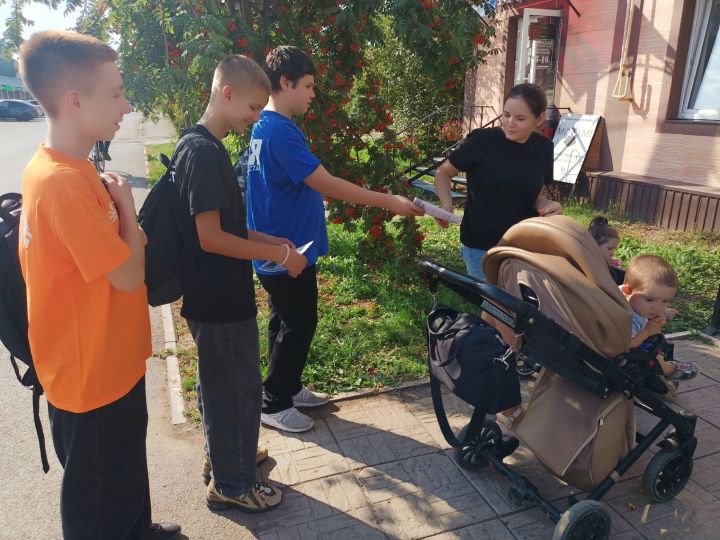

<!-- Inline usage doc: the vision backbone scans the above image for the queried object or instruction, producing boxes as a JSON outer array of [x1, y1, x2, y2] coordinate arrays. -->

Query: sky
[[0, 1, 79, 40]]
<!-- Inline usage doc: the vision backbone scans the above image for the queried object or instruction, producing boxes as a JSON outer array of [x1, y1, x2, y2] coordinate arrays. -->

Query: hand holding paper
[[412, 197, 461, 224]]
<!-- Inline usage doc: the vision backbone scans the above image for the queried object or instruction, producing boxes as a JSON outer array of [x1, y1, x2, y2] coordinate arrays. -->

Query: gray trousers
[[187, 317, 262, 496]]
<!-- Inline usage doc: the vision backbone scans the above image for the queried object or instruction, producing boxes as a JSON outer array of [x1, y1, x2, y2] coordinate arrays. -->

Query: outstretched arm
[[303, 164, 424, 217]]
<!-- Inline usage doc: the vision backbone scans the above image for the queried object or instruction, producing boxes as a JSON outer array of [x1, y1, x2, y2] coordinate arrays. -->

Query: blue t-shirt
[[246, 110, 328, 274]]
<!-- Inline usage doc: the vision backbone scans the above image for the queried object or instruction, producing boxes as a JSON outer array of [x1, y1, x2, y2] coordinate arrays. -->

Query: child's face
[[285, 74, 316, 116], [622, 282, 677, 319], [227, 84, 269, 134], [75, 61, 132, 141], [599, 237, 619, 263]]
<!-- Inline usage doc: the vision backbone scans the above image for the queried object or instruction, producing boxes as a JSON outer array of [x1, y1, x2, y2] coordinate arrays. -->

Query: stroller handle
[[418, 258, 531, 329]]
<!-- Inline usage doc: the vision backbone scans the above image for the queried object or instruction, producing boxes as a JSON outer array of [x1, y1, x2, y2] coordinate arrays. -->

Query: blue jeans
[[187, 318, 263, 496], [460, 244, 488, 281]]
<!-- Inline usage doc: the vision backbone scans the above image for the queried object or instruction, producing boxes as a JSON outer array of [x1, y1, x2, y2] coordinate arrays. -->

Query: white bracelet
[[279, 244, 291, 267]]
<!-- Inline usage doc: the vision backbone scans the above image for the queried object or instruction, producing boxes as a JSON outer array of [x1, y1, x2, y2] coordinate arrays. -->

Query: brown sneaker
[[202, 447, 269, 485], [206, 479, 282, 513]]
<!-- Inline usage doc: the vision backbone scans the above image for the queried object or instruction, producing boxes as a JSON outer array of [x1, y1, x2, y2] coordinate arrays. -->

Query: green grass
[[563, 200, 720, 333], [275, 220, 469, 393], [145, 142, 175, 185]]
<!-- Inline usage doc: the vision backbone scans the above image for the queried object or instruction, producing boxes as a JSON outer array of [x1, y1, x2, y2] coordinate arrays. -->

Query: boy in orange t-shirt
[[18, 31, 179, 539]]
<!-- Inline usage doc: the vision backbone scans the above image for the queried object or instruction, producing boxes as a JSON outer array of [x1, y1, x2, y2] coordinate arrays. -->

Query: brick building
[[467, 0, 720, 231]]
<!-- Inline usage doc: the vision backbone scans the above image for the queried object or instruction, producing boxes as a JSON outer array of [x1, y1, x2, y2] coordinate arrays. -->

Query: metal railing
[[402, 112, 503, 185], [0, 88, 32, 101]]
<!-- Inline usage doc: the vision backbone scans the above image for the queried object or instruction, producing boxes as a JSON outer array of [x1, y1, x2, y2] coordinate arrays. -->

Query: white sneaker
[[292, 386, 329, 408], [261, 407, 314, 433]]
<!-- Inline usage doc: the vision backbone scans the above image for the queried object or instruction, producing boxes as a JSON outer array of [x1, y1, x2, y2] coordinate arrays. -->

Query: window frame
[[679, 0, 720, 120]]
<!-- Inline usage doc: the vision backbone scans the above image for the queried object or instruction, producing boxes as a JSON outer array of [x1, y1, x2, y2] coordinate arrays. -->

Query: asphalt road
[[0, 117, 46, 194], [0, 111, 170, 196]]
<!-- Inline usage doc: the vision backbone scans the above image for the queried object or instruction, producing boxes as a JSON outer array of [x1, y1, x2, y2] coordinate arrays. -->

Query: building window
[[680, 0, 720, 120]]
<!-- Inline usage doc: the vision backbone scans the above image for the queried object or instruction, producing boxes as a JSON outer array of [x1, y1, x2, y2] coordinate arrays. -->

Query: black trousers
[[258, 265, 318, 413], [48, 377, 152, 540]]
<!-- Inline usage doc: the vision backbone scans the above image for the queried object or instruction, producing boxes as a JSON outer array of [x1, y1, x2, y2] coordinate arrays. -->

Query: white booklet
[[413, 197, 461, 224], [260, 241, 314, 272]]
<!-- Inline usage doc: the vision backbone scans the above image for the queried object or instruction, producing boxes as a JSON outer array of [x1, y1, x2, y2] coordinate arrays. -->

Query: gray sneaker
[[261, 407, 314, 433], [292, 386, 329, 408], [206, 479, 282, 513]]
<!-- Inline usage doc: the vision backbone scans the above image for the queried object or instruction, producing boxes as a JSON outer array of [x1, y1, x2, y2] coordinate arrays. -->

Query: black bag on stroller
[[427, 305, 521, 446]]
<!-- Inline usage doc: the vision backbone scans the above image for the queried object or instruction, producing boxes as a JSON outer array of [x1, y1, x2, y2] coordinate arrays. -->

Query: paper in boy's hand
[[260, 241, 313, 272], [412, 197, 461, 224]]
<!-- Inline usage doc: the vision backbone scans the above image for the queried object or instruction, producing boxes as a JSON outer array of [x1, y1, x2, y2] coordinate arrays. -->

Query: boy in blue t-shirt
[[247, 45, 423, 433]]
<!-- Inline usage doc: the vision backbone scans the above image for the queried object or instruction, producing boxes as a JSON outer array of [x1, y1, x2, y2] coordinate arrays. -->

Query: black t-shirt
[[609, 265, 626, 286], [175, 125, 256, 323], [449, 127, 554, 250]]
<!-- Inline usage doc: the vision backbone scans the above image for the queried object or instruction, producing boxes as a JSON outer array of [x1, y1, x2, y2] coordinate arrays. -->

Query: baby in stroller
[[620, 254, 698, 389], [421, 215, 698, 540]]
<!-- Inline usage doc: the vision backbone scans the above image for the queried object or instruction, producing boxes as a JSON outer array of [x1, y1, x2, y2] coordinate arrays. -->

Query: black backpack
[[138, 132, 205, 307], [0, 192, 50, 472], [426, 304, 521, 447]]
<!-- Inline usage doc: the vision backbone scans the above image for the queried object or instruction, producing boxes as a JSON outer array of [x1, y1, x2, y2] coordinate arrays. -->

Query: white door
[[514, 9, 563, 105]]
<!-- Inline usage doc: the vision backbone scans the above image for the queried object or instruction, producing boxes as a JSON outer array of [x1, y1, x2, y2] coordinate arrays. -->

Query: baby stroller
[[419, 216, 697, 540]]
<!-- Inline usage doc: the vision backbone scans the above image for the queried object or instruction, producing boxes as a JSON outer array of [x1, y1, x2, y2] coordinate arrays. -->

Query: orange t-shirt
[[18, 145, 151, 413]]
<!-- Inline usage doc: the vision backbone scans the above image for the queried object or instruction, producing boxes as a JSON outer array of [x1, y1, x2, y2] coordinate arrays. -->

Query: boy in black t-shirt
[[176, 55, 306, 513]]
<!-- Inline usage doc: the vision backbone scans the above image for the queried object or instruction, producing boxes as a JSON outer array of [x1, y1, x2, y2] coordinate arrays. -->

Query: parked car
[[0, 99, 39, 121], [26, 99, 44, 116]]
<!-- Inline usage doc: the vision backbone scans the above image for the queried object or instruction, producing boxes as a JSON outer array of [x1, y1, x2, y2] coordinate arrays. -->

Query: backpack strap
[[429, 371, 487, 448], [165, 130, 219, 173], [10, 354, 49, 473], [32, 385, 50, 473], [8, 353, 23, 383]]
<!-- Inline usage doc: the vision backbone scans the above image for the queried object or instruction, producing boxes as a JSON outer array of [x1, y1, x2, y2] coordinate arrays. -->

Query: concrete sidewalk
[[145, 337, 720, 539]]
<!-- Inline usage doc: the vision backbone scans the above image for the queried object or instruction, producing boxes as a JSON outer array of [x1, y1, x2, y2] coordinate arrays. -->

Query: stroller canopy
[[484, 215, 631, 359]]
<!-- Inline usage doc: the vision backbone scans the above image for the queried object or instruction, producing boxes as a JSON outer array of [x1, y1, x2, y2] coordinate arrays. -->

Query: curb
[[143, 133, 186, 425], [328, 377, 431, 404], [161, 304, 186, 425], [667, 330, 720, 346]]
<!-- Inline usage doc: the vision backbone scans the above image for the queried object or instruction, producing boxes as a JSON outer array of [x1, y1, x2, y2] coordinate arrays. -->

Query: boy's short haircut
[[624, 255, 679, 291], [212, 54, 271, 97], [18, 30, 118, 118], [263, 45, 316, 92]]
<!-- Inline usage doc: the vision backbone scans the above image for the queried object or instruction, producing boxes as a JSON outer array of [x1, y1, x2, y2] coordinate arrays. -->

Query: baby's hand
[[645, 315, 666, 335], [665, 308, 679, 320]]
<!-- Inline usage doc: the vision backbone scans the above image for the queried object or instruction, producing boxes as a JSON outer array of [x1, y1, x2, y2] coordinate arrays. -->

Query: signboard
[[534, 39, 553, 69], [552, 114, 602, 184]]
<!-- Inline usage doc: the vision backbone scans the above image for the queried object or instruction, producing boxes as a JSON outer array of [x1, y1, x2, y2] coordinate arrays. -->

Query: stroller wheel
[[454, 420, 503, 471], [516, 352, 539, 378], [643, 447, 693, 503], [553, 500, 611, 540]]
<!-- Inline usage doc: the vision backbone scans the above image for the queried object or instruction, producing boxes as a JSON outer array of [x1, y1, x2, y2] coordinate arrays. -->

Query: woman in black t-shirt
[[434, 83, 562, 280]]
